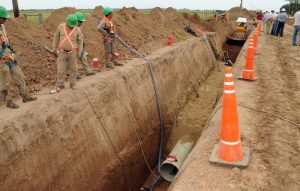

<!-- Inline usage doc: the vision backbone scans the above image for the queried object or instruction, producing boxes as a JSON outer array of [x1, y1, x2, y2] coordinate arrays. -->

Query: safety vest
[[104, 17, 114, 34], [0, 25, 15, 63], [58, 24, 78, 54]]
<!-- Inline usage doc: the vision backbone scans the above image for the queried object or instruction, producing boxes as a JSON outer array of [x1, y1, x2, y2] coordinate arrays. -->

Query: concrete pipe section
[[160, 139, 194, 182]]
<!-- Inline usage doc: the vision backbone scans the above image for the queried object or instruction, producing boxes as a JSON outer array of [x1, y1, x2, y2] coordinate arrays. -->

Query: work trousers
[[0, 61, 28, 101], [104, 39, 117, 64], [77, 50, 94, 76], [276, 22, 285, 37], [292, 25, 300, 45], [265, 20, 272, 34], [56, 51, 77, 87], [271, 21, 278, 35]]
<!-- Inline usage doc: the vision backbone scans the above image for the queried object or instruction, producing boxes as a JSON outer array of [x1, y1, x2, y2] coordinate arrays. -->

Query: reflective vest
[[104, 16, 115, 34], [58, 24, 78, 54], [0, 25, 15, 63]]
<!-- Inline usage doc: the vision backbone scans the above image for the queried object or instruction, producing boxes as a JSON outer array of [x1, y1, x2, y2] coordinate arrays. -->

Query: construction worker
[[0, 6, 37, 109], [52, 14, 83, 89], [74, 12, 95, 80], [265, 11, 274, 34], [276, 8, 288, 37], [292, 10, 300, 46], [97, 7, 123, 68]]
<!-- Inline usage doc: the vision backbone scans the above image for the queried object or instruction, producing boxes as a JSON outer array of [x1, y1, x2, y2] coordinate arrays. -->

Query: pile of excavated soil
[[227, 7, 256, 22], [2, 6, 233, 105], [5, 17, 55, 94]]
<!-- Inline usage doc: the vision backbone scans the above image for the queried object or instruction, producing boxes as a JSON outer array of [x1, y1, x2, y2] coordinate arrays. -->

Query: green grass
[[8, 9, 217, 24]]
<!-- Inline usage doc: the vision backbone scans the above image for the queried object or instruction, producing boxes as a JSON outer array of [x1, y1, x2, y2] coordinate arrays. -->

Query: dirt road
[[169, 25, 300, 190]]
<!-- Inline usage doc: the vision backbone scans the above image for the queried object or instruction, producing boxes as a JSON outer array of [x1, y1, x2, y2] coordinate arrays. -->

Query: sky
[[1, 0, 287, 11]]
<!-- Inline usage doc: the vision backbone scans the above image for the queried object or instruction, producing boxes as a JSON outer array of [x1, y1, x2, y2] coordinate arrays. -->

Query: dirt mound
[[1, 6, 233, 104], [91, 6, 103, 19], [5, 18, 55, 93], [44, 7, 77, 32], [227, 7, 256, 22]]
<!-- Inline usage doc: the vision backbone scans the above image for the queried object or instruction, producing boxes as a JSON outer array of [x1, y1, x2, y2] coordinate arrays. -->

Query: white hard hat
[[281, 8, 286, 12]]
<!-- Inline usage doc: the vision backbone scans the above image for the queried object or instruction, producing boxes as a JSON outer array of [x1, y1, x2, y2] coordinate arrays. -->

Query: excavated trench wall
[[0, 35, 226, 191]]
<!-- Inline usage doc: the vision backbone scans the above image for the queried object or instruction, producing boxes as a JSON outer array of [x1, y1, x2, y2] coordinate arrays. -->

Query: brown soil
[[227, 6, 256, 22], [0, 37, 218, 191], [2, 6, 232, 104], [169, 25, 300, 191]]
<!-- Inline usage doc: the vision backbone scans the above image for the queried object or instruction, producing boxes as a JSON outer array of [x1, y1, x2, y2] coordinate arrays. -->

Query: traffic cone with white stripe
[[209, 67, 250, 168], [238, 44, 257, 81]]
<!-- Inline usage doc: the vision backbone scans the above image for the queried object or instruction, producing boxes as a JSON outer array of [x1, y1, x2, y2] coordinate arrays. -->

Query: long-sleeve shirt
[[277, 12, 288, 22], [263, 13, 269, 22], [0, 24, 15, 61], [52, 23, 83, 55], [97, 17, 115, 37], [294, 11, 300, 26]]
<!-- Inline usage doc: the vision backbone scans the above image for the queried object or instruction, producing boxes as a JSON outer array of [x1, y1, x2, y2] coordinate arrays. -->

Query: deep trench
[[140, 41, 244, 191]]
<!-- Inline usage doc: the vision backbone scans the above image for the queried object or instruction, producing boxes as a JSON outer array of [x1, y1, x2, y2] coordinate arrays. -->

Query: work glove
[[108, 32, 115, 38]]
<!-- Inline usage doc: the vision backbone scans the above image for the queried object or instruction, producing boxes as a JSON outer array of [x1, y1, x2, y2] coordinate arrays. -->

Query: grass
[[8, 9, 218, 24]]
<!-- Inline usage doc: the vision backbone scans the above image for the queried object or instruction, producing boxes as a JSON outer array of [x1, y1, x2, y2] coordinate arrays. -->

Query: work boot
[[23, 95, 37, 103], [6, 100, 19, 109], [114, 61, 124, 66], [106, 62, 114, 69], [86, 71, 96, 76]]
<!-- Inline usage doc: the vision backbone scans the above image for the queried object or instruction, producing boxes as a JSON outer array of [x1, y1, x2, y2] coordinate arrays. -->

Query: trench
[[0, 32, 245, 191], [140, 39, 244, 190]]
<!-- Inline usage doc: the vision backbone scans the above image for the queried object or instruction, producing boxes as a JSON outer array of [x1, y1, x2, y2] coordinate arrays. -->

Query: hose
[[92, 17, 165, 190]]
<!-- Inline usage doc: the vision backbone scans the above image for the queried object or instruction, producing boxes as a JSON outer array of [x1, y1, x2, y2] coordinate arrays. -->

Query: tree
[[282, 0, 300, 14]]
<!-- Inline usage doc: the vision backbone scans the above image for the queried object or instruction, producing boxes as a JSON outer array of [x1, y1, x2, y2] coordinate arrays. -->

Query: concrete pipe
[[160, 139, 194, 182]]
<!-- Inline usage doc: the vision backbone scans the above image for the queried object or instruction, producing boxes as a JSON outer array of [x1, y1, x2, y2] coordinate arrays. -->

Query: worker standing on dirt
[[265, 11, 274, 34], [275, 8, 288, 37], [262, 11, 269, 32], [75, 12, 96, 79], [271, 12, 279, 36], [292, 10, 300, 46], [97, 7, 123, 69], [52, 14, 83, 89], [0, 6, 37, 109]]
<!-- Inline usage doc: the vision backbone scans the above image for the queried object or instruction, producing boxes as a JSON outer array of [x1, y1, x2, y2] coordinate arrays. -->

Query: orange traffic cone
[[238, 45, 257, 81], [209, 67, 250, 167], [254, 33, 259, 55]]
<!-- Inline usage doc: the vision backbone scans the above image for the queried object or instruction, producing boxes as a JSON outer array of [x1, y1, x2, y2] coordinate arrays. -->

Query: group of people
[[0, 6, 121, 109], [256, 9, 288, 37], [257, 9, 300, 46]]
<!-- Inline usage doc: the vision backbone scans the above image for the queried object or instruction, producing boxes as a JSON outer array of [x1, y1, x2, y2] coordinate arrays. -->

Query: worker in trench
[[97, 7, 123, 69], [0, 6, 37, 109], [52, 14, 83, 89], [74, 12, 96, 80]]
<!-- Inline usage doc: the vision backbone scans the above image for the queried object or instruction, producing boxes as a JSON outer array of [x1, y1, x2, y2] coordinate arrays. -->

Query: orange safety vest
[[58, 24, 78, 54], [0, 28, 14, 63], [104, 16, 115, 34]]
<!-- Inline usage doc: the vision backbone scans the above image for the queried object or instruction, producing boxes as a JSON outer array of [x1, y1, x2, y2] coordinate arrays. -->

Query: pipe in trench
[[160, 139, 194, 182]]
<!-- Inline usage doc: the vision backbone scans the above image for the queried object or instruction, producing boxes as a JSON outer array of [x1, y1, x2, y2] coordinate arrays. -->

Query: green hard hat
[[75, 12, 85, 22], [67, 14, 78, 28], [103, 7, 112, 16], [0, 6, 9, 19]]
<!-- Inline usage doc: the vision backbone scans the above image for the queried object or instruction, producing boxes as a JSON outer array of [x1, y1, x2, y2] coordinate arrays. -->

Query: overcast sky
[[1, 0, 287, 11]]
